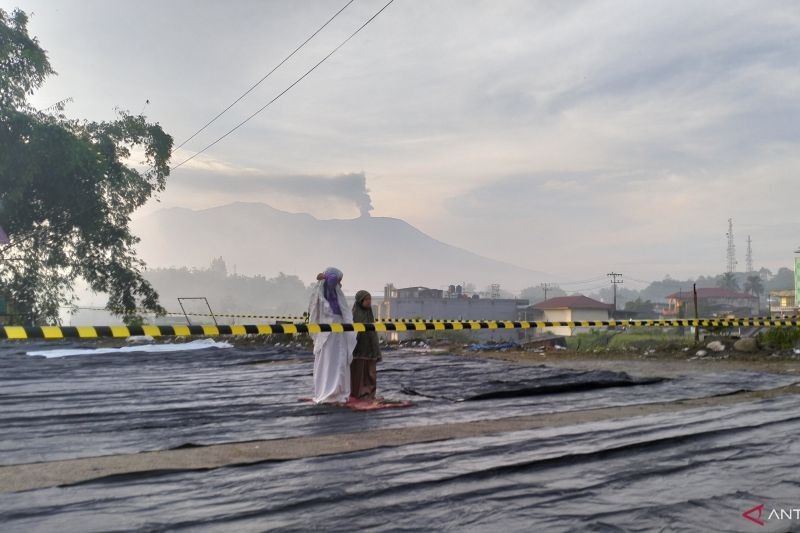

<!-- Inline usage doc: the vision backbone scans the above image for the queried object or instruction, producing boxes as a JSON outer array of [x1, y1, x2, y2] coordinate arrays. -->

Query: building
[[394, 286, 444, 299], [662, 288, 759, 318], [379, 284, 528, 340], [522, 295, 612, 337], [769, 290, 796, 316]]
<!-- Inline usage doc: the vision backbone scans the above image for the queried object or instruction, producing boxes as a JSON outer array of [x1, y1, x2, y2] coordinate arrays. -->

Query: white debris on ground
[[706, 341, 726, 352]]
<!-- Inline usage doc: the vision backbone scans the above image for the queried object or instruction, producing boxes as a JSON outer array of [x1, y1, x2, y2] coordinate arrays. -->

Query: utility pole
[[607, 272, 623, 313], [539, 282, 554, 301], [693, 283, 700, 343]]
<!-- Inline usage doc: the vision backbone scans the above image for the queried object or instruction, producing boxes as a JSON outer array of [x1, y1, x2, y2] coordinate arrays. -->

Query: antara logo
[[742, 503, 800, 526], [742, 504, 764, 526]]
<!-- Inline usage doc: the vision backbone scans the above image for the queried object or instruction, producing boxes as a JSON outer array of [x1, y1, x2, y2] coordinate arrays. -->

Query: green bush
[[566, 330, 617, 351], [566, 329, 693, 352], [758, 327, 800, 350], [607, 332, 693, 351]]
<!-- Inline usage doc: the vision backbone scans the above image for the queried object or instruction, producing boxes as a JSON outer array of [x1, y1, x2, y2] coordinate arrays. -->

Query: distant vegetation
[[144, 257, 311, 316], [525, 268, 794, 310], [519, 285, 567, 304]]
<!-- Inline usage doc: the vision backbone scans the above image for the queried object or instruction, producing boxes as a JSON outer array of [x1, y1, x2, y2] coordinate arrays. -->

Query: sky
[[6, 0, 800, 285]]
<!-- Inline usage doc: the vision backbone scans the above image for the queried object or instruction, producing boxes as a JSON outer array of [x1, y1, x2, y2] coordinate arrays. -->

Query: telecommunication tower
[[745, 235, 753, 273], [726, 218, 737, 273]]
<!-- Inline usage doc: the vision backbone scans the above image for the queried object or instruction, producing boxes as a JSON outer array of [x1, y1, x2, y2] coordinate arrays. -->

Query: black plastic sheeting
[[3, 396, 800, 531], [400, 365, 664, 401], [1, 341, 797, 465], [2, 342, 800, 531]]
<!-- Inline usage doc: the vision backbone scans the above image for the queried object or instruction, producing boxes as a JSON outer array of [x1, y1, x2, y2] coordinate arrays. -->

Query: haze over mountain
[[133, 202, 547, 293]]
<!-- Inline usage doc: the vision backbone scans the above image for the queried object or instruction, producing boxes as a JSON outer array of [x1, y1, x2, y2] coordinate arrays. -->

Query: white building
[[523, 295, 612, 336], [379, 284, 528, 341]]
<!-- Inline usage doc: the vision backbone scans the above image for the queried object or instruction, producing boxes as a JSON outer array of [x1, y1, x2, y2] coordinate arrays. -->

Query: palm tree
[[744, 275, 764, 296], [744, 274, 765, 313]]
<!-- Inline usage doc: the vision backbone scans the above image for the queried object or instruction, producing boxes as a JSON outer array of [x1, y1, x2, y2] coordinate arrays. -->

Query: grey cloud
[[171, 172, 373, 216], [444, 172, 610, 220], [18, 0, 800, 280]]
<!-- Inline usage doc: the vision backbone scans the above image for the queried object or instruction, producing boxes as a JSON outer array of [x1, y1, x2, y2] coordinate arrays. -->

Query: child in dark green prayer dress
[[350, 290, 381, 400]]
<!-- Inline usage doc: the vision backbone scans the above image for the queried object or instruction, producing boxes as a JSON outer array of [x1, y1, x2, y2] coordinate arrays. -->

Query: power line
[[551, 276, 607, 286], [567, 283, 608, 294], [171, 0, 396, 171], [624, 276, 652, 285], [172, 0, 355, 152]]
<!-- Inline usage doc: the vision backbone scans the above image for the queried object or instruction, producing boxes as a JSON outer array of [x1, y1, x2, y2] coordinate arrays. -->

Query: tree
[[744, 275, 764, 296], [718, 272, 740, 292], [519, 285, 566, 304], [590, 286, 641, 308], [0, 9, 173, 324], [639, 276, 695, 302], [143, 266, 311, 316], [624, 298, 656, 318], [209, 256, 228, 277], [744, 274, 764, 313], [766, 267, 794, 291]]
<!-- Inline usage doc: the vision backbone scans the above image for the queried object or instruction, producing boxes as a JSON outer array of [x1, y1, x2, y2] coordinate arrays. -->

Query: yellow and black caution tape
[[66, 306, 800, 325], [165, 311, 306, 321], [68, 306, 307, 321], [377, 317, 497, 323], [1, 318, 797, 340]]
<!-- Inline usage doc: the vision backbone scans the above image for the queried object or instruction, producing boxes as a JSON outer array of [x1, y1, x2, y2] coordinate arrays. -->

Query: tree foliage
[[0, 8, 173, 324], [717, 272, 740, 292], [743, 275, 764, 296], [766, 267, 794, 291], [519, 285, 566, 304], [143, 259, 311, 316], [623, 297, 657, 318]]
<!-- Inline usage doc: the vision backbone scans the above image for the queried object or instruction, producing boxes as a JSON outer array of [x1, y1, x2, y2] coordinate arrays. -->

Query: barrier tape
[[67, 307, 800, 324], [1, 318, 798, 340], [165, 312, 305, 320], [69, 307, 307, 321]]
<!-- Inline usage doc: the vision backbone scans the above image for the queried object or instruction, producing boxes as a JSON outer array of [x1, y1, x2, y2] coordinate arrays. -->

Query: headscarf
[[352, 289, 381, 361], [322, 267, 343, 316], [352, 290, 374, 323]]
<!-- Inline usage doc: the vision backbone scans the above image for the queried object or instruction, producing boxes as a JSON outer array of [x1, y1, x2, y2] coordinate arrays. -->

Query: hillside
[[133, 202, 546, 292]]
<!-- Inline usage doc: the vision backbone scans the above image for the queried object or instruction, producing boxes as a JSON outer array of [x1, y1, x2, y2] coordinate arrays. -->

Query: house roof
[[532, 295, 612, 310], [666, 288, 757, 300], [769, 289, 795, 297]]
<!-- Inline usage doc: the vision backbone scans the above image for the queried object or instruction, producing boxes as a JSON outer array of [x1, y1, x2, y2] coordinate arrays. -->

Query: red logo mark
[[742, 504, 765, 526]]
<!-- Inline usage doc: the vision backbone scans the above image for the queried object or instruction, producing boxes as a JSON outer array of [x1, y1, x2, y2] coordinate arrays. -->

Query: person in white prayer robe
[[307, 267, 357, 404]]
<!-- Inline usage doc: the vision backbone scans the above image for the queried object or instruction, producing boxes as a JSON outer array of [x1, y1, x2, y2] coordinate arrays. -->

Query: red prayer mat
[[297, 397, 414, 410]]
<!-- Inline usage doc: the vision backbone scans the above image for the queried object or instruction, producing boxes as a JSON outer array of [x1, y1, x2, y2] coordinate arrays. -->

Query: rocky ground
[[448, 339, 800, 378]]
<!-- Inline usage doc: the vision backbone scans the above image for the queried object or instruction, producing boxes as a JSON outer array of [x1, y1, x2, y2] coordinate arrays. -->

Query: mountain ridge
[[133, 202, 547, 292]]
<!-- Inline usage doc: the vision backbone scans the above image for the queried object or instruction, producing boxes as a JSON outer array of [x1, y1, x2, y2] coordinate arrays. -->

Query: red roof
[[666, 288, 757, 300], [532, 295, 612, 310]]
